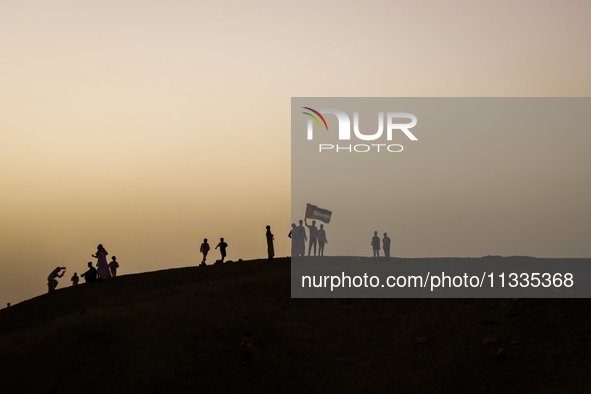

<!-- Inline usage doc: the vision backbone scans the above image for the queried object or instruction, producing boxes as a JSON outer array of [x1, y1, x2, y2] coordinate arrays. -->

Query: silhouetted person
[[241, 330, 253, 368], [109, 256, 119, 277], [266, 225, 274, 259], [317, 224, 328, 256], [92, 244, 111, 280], [295, 220, 307, 257], [305, 218, 318, 256], [371, 231, 380, 257], [48, 267, 66, 292], [6, 303, 9, 308], [383, 233, 391, 258], [215, 238, 228, 263], [71, 273, 79, 286], [288, 223, 296, 257], [200, 238, 210, 265], [81, 262, 97, 283]]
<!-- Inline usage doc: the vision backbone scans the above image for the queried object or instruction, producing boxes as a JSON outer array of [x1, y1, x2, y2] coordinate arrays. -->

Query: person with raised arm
[[81, 262, 97, 283], [305, 218, 318, 256], [47, 267, 66, 292], [92, 244, 111, 280], [215, 238, 228, 263]]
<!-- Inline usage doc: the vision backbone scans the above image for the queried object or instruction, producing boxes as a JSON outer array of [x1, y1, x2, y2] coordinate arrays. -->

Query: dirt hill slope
[[0, 258, 589, 393]]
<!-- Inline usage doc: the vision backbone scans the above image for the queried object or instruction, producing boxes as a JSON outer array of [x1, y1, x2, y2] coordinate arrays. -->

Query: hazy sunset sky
[[2, 0, 590, 305]]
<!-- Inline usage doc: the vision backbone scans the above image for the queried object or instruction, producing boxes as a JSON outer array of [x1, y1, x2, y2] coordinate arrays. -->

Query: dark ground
[[0, 257, 589, 393]]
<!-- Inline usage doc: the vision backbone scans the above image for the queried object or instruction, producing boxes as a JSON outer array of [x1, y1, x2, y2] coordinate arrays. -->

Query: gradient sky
[[292, 98, 591, 259], [1, 0, 590, 305]]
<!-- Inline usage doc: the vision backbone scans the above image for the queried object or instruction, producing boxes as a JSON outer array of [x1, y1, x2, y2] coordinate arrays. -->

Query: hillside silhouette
[[1, 258, 589, 393]]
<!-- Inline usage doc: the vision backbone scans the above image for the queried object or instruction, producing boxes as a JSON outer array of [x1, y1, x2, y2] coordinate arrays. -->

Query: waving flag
[[305, 203, 332, 223]]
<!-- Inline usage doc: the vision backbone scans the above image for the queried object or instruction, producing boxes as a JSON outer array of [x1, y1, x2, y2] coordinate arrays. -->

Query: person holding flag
[[304, 203, 332, 256], [305, 218, 318, 256]]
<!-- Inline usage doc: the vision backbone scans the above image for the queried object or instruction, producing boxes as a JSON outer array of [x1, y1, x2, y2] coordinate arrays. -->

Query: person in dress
[[92, 244, 111, 280], [109, 256, 120, 277], [295, 220, 307, 257], [215, 238, 228, 263], [317, 224, 328, 256], [71, 272, 79, 286], [266, 225, 274, 260], [200, 239, 210, 265], [48, 267, 66, 292]]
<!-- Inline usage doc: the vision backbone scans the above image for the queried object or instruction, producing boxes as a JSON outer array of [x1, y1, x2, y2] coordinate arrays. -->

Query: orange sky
[[1, 0, 590, 305]]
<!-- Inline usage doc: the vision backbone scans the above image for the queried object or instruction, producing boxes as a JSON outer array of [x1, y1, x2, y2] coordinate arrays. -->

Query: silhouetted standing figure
[[93, 244, 111, 280], [200, 239, 210, 266], [81, 262, 97, 283], [305, 218, 318, 256], [241, 331, 253, 368], [288, 223, 296, 257], [266, 225, 274, 259], [295, 220, 307, 257], [317, 224, 328, 256], [48, 267, 66, 292], [215, 238, 228, 263], [109, 256, 119, 277], [371, 231, 381, 257], [71, 273, 79, 286], [383, 233, 391, 258]]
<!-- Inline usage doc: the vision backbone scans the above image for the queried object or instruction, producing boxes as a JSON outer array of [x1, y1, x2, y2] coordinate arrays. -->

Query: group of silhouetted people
[[371, 231, 391, 257], [287, 226, 392, 258], [47, 244, 120, 292], [199, 238, 229, 265], [198, 226, 277, 265], [47, 229, 282, 292], [289, 219, 328, 257]]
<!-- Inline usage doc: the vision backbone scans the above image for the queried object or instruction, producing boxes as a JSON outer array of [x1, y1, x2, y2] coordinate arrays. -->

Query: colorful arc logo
[[302, 107, 329, 131]]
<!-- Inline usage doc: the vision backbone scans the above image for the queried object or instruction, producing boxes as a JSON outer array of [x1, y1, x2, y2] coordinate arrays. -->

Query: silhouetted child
[[109, 256, 120, 277], [241, 331, 253, 368], [81, 262, 97, 283], [215, 238, 228, 263], [200, 239, 210, 266], [71, 273, 79, 286], [48, 267, 66, 292]]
